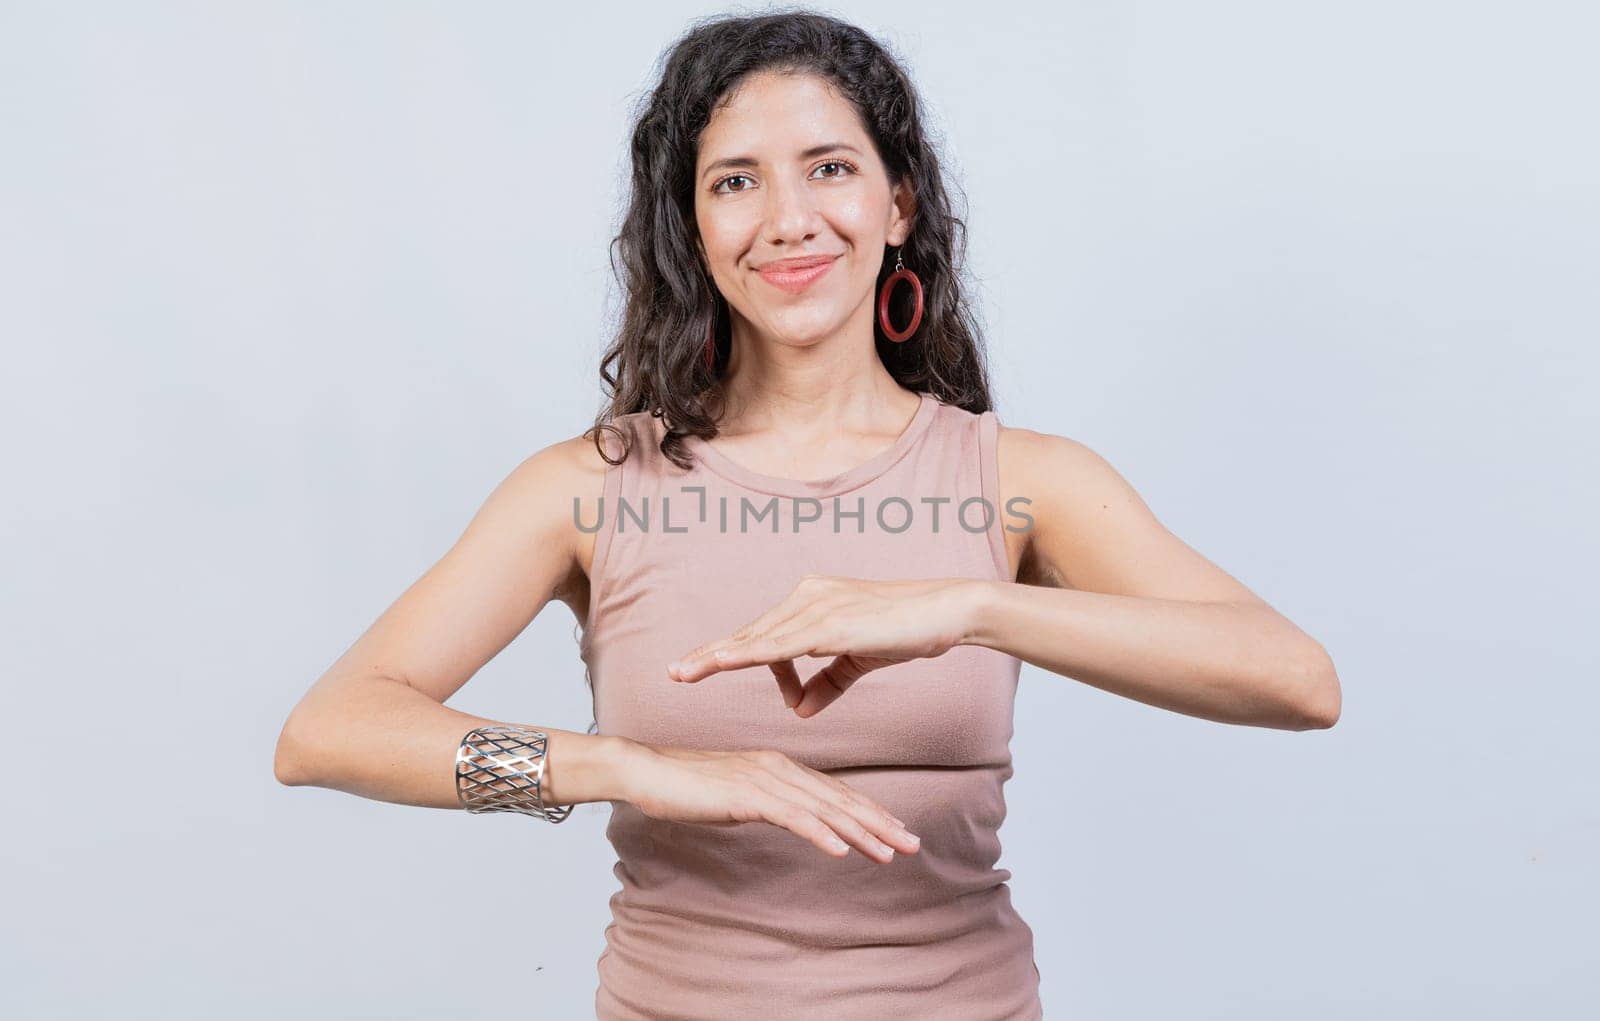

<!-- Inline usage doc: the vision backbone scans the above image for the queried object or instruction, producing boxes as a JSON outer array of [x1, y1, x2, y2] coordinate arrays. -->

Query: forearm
[[960, 580, 1338, 730], [273, 673, 640, 807]]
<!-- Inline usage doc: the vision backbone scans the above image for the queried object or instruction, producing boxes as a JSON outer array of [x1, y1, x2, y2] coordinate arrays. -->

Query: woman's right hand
[[616, 741, 921, 863]]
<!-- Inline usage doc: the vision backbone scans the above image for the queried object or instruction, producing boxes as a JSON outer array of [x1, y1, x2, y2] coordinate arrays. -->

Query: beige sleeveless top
[[578, 389, 1042, 1019]]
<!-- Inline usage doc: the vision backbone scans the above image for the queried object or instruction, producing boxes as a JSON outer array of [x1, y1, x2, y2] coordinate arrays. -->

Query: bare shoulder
[[447, 421, 617, 632], [538, 425, 619, 498], [512, 421, 627, 560], [302, 423, 631, 706], [993, 421, 1132, 588], [995, 421, 1135, 510], [993, 419, 1263, 603]]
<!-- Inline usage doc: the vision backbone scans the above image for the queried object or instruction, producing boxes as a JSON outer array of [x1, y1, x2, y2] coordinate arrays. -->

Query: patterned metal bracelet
[[455, 725, 574, 823]]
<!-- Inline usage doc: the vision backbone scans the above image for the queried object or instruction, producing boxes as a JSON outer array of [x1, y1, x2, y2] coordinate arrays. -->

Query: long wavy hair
[[588, 9, 995, 470]]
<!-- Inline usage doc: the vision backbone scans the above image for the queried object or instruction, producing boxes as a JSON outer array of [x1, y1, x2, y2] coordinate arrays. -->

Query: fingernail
[[904, 832, 920, 847], [828, 836, 849, 853]]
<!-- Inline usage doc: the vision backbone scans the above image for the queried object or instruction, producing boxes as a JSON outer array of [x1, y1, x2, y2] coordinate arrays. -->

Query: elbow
[[1286, 640, 1341, 730], [273, 711, 316, 787], [1298, 685, 1341, 731]]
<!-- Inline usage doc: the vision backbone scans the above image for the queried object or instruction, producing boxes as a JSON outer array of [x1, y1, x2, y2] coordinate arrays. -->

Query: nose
[[761, 171, 822, 247]]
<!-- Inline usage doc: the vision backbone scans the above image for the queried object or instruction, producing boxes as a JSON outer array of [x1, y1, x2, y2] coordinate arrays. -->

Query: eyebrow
[[700, 142, 865, 182]]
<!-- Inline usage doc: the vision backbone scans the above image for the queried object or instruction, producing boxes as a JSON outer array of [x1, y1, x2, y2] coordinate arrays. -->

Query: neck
[[710, 308, 916, 438]]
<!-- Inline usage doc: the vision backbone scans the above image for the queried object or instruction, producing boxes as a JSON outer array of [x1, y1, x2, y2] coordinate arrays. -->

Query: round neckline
[[685, 390, 939, 498]]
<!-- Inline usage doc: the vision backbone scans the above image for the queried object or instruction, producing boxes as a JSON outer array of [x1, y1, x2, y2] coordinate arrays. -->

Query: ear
[[886, 176, 917, 247]]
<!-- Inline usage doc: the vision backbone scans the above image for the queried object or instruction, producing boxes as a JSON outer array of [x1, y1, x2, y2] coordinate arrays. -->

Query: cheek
[[829, 192, 875, 232], [697, 211, 757, 268], [823, 191, 891, 258]]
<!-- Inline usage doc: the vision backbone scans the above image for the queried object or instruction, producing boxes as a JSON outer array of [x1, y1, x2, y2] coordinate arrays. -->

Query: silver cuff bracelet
[[455, 725, 574, 823]]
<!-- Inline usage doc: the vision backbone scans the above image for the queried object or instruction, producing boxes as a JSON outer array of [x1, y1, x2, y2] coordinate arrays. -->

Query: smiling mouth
[[757, 257, 838, 294]]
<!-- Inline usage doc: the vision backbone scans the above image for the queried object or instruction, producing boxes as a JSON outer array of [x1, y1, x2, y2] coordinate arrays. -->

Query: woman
[[274, 11, 1341, 1019]]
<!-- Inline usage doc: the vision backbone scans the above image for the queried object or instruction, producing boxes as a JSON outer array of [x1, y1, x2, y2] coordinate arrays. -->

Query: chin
[[760, 310, 853, 347]]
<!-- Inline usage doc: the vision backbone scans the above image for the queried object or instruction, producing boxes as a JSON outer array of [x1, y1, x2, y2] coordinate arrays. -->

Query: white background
[[3, 1, 1595, 1017]]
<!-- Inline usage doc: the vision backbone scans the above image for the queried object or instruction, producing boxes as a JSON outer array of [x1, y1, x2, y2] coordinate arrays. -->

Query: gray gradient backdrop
[[3, 2, 1595, 1017]]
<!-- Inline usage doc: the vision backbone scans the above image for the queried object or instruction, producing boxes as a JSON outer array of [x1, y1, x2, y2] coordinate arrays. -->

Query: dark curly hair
[[588, 9, 995, 470]]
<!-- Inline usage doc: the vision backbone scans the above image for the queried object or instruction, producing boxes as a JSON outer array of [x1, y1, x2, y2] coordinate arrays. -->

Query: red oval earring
[[877, 248, 923, 342]]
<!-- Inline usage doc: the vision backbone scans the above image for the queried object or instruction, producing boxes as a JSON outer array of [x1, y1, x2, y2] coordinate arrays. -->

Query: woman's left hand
[[666, 574, 981, 718]]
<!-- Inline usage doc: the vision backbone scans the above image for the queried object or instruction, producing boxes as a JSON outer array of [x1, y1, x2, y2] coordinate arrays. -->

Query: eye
[[712, 173, 753, 195], [709, 158, 860, 195], [812, 159, 858, 180]]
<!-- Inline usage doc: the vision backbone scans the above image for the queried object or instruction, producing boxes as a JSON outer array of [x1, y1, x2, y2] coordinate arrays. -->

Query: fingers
[[768, 659, 804, 709], [710, 631, 814, 673], [791, 655, 873, 718], [670, 578, 836, 681], [745, 752, 920, 862], [683, 598, 807, 669], [758, 795, 856, 858], [775, 759, 922, 857], [673, 627, 816, 682]]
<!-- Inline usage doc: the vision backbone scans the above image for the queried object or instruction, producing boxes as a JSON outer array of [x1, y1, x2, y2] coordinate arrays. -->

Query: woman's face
[[694, 71, 914, 352]]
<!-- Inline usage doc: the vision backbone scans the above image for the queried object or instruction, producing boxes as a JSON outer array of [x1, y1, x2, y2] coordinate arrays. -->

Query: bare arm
[[272, 433, 637, 807], [271, 429, 920, 863], [965, 425, 1341, 731]]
